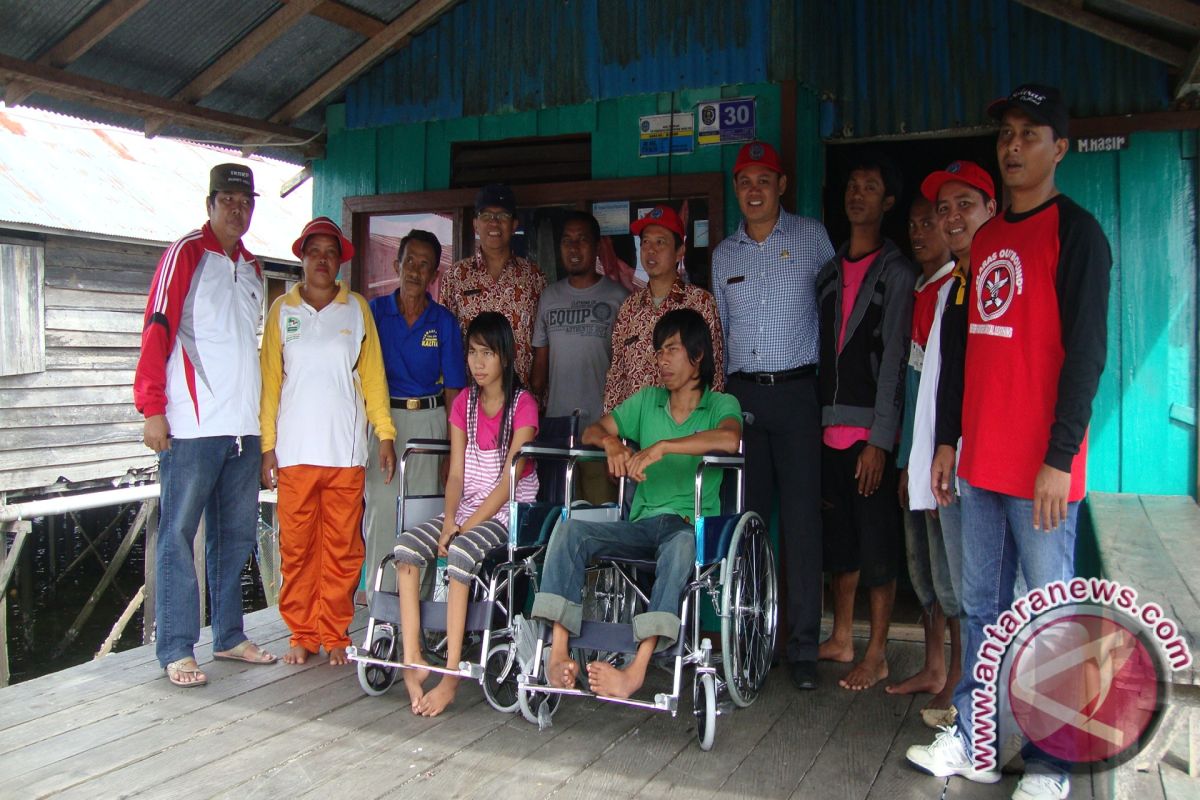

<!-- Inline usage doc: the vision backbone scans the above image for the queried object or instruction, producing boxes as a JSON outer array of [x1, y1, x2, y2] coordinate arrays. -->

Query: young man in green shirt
[[530, 308, 742, 699]]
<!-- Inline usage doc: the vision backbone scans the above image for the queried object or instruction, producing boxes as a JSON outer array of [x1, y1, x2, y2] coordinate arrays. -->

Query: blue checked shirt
[[711, 209, 835, 373]]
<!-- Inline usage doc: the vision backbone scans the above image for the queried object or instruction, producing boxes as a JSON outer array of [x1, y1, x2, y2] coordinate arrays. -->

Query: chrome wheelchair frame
[[346, 438, 562, 713], [514, 444, 778, 750]]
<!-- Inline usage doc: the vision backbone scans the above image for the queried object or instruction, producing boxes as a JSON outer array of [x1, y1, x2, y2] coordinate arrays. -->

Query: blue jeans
[[903, 508, 960, 618], [531, 514, 695, 649], [156, 435, 261, 667], [939, 498, 965, 618], [952, 477, 1078, 777]]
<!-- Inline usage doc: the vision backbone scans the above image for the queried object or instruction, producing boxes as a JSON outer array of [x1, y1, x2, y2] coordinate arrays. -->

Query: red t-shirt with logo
[[958, 195, 1112, 501]]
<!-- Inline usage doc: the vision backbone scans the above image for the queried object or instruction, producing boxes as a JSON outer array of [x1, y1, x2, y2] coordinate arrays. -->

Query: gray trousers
[[362, 406, 447, 594]]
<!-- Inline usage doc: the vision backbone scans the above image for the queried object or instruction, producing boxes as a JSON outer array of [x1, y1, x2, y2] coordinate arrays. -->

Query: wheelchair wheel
[[720, 512, 778, 708], [517, 681, 562, 725], [357, 625, 398, 696], [576, 563, 640, 680], [694, 672, 717, 751], [481, 642, 521, 713]]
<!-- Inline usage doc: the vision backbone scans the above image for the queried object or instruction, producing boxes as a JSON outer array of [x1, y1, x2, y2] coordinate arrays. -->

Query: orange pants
[[277, 465, 365, 652]]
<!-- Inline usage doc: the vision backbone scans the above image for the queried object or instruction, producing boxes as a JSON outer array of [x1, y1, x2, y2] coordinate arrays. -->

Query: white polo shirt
[[260, 282, 395, 469]]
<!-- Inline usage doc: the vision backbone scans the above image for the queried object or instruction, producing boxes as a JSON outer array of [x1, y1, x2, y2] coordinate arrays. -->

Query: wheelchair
[[514, 443, 778, 750], [346, 432, 566, 713]]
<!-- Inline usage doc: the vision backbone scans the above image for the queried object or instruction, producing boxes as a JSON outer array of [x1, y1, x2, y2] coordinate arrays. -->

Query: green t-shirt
[[611, 386, 742, 522]]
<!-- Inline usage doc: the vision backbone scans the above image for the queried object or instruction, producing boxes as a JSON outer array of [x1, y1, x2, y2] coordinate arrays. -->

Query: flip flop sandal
[[921, 705, 958, 729], [166, 658, 208, 688], [214, 640, 278, 664]]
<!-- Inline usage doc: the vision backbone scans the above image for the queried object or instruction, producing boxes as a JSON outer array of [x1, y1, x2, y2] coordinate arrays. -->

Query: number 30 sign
[[697, 98, 756, 146]]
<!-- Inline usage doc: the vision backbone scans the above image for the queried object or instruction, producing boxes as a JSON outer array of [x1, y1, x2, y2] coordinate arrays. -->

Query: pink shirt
[[449, 390, 539, 526], [450, 389, 539, 451], [823, 249, 879, 450]]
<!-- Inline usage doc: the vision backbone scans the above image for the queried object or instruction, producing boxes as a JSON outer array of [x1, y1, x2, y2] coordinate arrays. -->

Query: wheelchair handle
[[399, 438, 451, 497]]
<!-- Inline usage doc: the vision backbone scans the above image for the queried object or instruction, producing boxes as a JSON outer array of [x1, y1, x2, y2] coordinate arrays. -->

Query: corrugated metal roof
[[344, 0, 1174, 137], [0, 0, 435, 163], [346, 0, 771, 127], [0, 0, 104, 61], [0, 105, 312, 261]]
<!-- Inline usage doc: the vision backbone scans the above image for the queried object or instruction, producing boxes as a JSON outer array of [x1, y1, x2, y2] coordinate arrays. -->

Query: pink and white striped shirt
[[449, 389, 539, 526]]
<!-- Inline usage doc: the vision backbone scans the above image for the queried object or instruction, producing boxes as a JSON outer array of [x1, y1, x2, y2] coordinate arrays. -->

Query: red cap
[[733, 140, 783, 175], [292, 216, 355, 262], [630, 205, 686, 240], [920, 161, 995, 204]]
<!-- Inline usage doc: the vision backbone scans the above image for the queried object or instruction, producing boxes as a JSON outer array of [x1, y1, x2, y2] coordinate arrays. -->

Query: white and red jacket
[[134, 222, 263, 439]]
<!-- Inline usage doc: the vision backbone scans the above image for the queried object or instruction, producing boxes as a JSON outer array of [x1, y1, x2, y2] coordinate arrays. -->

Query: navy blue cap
[[475, 183, 517, 214]]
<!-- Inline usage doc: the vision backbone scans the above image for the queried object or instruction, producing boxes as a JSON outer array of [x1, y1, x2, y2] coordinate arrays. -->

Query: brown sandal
[[165, 657, 208, 688], [213, 640, 278, 664]]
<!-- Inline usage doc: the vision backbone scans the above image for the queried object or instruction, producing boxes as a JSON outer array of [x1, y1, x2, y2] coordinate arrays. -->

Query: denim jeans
[[531, 514, 695, 649], [951, 477, 1078, 778], [938, 498, 965, 618], [156, 435, 261, 667], [903, 508, 960, 618]]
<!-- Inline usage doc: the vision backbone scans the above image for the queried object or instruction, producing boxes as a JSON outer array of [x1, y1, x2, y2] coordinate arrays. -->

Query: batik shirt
[[602, 279, 725, 412], [440, 252, 547, 385]]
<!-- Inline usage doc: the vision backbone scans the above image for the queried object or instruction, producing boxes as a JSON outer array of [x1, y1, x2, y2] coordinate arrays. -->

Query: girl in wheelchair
[[530, 308, 741, 699], [392, 312, 539, 716]]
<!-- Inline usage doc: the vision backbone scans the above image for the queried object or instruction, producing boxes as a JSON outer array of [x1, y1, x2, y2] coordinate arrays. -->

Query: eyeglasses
[[477, 211, 513, 223]]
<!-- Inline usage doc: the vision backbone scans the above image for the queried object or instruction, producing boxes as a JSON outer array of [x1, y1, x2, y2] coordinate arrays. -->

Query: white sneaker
[[905, 726, 1002, 784], [1012, 773, 1069, 800]]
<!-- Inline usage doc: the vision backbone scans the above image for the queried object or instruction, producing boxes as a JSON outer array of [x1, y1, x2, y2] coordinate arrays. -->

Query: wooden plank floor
[[0, 606, 1193, 799]]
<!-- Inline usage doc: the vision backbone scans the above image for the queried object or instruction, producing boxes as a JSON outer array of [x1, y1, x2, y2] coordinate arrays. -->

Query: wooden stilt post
[[0, 521, 32, 688], [143, 499, 157, 646], [52, 502, 150, 659]]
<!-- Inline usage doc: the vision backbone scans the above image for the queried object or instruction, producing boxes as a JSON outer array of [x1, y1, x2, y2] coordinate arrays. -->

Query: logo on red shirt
[[976, 249, 1023, 322]]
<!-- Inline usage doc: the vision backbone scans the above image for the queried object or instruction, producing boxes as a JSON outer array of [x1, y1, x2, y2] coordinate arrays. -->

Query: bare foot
[[327, 646, 349, 666], [885, 666, 946, 696], [818, 637, 855, 663], [839, 654, 889, 690], [548, 654, 578, 689], [417, 678, 459, 717], [282, 645, 312, 665], [586, 661, 643, 699], [402, 661, 432, 714]]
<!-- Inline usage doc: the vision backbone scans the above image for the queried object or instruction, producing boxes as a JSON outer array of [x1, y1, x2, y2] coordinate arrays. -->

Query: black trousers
[[729, 372, 822, 663]]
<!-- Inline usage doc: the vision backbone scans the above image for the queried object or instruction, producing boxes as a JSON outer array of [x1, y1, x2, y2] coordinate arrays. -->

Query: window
[[0, 240, 45, 377]]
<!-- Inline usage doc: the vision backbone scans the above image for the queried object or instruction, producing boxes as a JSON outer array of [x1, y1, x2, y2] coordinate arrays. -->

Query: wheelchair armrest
[[402, 438, 451, 457], [692, 449, 745, 519], [699, 453, 744, 469], [516, 443, 607, 462]]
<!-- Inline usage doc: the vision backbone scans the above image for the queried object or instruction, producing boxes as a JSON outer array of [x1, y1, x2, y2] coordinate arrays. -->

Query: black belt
[[390, 394, 444, 410], [732, 365, 816, 385]]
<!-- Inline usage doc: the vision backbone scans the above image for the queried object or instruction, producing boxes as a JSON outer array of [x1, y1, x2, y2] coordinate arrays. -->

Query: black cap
[[209, 163, 258, 196], [475, 183, 517, 214], [987, 83, 1069, 139]]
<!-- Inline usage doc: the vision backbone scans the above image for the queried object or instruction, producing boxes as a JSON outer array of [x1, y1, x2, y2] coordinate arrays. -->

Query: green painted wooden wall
[[1058, 131, 1198, 495], [313, 82, 824, 235]]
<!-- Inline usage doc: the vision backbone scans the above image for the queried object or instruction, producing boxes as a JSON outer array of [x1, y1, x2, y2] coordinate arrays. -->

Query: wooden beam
[[281, 164, 313, 198], [1120, 0, 1200, 34], [270, 0, 458, 124], [6, 0, 154, 106], [0, 53, 321, 151], [1014, 0, 1189, 66], [173, 0, 323, 104], [52, 500, 149, 659], [1177, 40, 1200, 98], [41, 0, 152, 68], [310, 0, 386, 37]]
